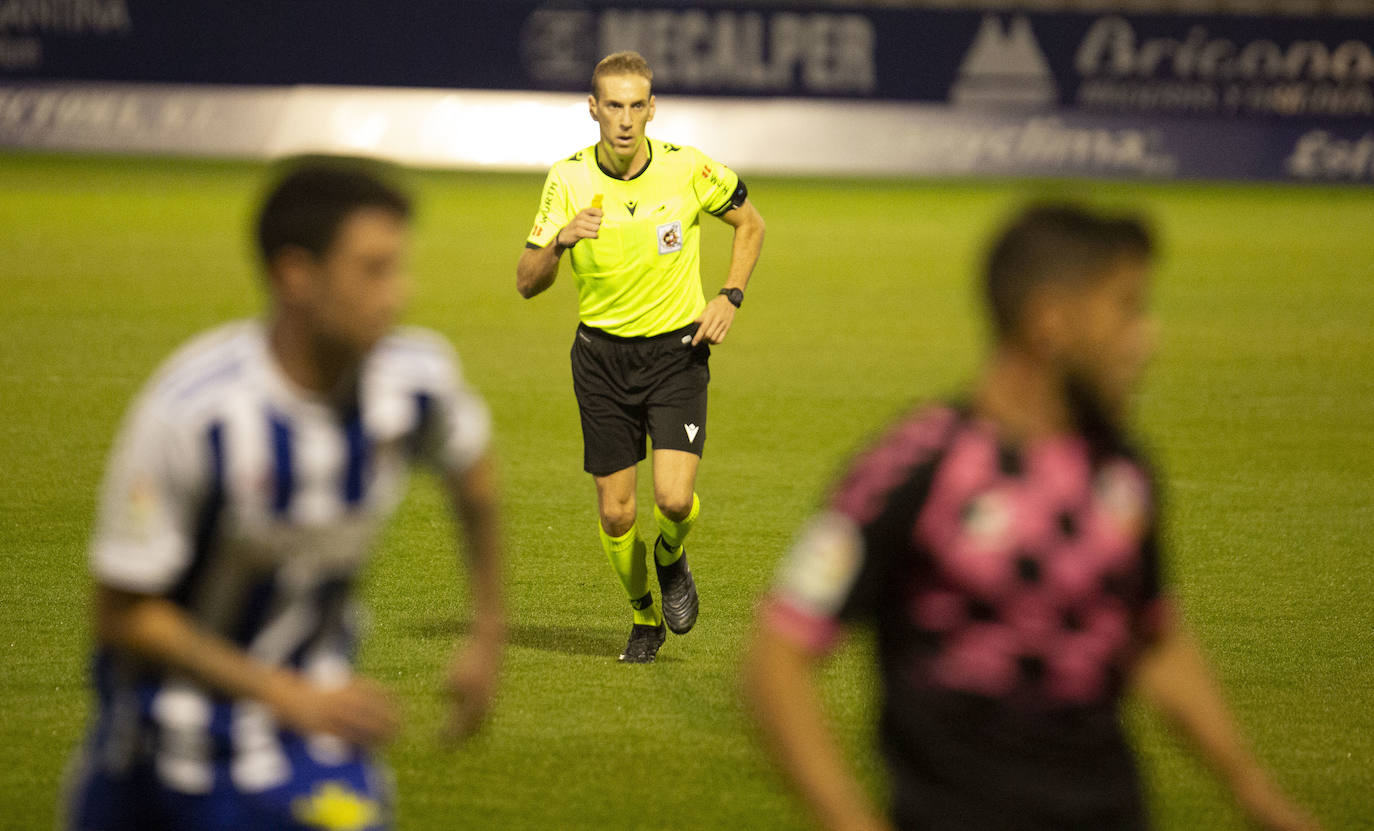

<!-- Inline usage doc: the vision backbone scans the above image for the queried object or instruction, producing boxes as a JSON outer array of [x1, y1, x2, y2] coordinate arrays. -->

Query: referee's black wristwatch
[[718, 287, 744, 308]]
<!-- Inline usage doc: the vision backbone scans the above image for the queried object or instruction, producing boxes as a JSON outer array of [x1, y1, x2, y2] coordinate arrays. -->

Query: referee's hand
[[556, 206, 603, 249], [693, 295, 737, 345]]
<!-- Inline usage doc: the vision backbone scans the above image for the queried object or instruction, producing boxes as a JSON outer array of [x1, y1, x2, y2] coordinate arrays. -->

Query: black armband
[[729, 178, 748, 210]]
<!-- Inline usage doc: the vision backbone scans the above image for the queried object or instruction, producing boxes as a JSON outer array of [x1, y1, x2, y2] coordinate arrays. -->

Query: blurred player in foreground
[[516, 51, 765, 663], [744, 205, 1319, 831], [63, 161, 505, 830]]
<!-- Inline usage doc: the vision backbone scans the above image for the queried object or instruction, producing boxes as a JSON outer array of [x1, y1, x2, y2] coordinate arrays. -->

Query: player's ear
[[1021, 289, 1071, 358], [588, 94, 598, 121], [647, 95, 656, 122], [270, 246, 318, 306]]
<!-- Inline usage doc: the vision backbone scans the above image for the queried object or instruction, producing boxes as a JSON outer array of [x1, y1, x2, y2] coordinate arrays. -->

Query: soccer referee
[[516, 51, 765, 663]]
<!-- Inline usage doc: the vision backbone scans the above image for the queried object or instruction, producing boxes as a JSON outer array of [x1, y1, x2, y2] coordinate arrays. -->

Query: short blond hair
[[592, 51, 653, 98]]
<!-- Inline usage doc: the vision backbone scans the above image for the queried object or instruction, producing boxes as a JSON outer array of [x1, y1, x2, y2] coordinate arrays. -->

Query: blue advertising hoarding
[[3, 2, 1373, 120], [1, 1, 1371, 183]]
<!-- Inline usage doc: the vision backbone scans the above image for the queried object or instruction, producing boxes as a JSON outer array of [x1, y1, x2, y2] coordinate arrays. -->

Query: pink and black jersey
[[765, 403, 1170, 831]]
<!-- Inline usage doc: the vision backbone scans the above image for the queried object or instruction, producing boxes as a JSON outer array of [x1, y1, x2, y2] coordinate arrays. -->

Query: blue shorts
[[64, 732, 392, 831]]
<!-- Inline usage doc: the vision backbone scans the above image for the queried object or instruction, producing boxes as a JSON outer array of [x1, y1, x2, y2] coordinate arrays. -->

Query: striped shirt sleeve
[[89, 390, 206, 594], [415, 344, 492, 476]]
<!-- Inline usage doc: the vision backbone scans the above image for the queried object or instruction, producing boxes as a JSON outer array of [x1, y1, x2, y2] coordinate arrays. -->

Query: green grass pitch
[[1, 153, 1370, 830]]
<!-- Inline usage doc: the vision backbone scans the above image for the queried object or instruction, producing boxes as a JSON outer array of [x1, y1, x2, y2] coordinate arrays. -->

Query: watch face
[[722, 288, 743, 307]]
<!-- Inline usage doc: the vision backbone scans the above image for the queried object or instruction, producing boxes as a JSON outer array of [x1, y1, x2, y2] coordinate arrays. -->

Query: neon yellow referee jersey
[[526, 138, 741, 338]]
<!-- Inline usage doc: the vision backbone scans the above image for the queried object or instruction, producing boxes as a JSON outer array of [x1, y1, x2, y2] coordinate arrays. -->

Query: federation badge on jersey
[[657, 220, 683, 254]]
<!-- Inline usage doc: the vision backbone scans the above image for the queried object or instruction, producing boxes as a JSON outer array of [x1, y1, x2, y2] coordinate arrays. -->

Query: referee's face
[[309, 207, 411, 361], [590, 74, 655, 162]]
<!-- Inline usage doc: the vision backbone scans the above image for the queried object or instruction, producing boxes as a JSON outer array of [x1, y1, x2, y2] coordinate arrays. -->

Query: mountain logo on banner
[[949, 15, 1057, 110]]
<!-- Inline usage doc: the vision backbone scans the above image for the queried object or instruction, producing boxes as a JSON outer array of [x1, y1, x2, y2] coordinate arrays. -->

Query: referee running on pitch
[[516, 51, 765, 663]]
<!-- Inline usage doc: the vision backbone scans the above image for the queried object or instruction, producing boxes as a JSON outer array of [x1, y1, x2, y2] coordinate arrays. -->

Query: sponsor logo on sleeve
[[778, 512, 864, 616]]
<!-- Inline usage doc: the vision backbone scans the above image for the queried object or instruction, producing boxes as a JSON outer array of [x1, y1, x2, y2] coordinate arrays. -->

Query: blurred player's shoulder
[[371, 325, 474, 387], [856, 402, 963, 465], [141, 319, 263, 414], [829, 402, 963, 520]]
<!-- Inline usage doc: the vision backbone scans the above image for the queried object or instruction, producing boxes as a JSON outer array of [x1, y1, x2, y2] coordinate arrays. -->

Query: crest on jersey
[[1094, 461, 1149, 537], [657, 220, 683, 254], [960, 489, 1015, 550]]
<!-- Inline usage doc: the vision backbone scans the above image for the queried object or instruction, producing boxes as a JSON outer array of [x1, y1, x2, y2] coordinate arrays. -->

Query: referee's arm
[[717, 197, 764, 293], [693, 198, 765, 346], [516, 205, 604, 298]]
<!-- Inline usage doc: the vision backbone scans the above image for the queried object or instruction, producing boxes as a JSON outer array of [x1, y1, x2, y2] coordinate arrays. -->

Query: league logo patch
[[779, 512, 864, 616], [657, 220, 683, 254]]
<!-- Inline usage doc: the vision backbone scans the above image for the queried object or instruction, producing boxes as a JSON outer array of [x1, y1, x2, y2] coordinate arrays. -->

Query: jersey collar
[[595, 138, 653, 181]]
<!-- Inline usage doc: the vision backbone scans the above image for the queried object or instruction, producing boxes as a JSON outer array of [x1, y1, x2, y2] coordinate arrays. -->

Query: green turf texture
[[1, 154, 1370, 830]]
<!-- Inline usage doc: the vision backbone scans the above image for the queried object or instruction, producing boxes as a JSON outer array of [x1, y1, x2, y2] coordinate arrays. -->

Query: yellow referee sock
[[598, 523, 662, 626], [653, 493, 699, 566]]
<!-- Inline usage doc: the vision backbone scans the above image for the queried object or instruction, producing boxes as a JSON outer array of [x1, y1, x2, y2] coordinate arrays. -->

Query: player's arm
[[742, 511, 894, 831], [693, 196, 764, 346], [439, 452, 506, 742], [1131, 609, 1321, 831], [95, 586, 398, 747], [742, 624, 895, 831]]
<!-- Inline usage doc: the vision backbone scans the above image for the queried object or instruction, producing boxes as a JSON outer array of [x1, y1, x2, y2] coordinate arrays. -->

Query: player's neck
[[267, 316, 359, 406], [973, 346, 1076, 445], [596, 139, 649, 180]]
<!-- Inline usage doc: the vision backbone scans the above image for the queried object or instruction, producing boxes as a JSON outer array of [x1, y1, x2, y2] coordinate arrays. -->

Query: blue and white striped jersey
[[86, 319, 490, 795]]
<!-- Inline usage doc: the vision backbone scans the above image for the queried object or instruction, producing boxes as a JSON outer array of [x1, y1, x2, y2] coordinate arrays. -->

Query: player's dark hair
[[592, 51, 653, 98], [255, 158, 411, 266], [984, 203, 1153, 338]]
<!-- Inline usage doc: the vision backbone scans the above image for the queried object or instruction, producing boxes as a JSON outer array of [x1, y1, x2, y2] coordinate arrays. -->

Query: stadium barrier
[[2, 82, 1372, 183]]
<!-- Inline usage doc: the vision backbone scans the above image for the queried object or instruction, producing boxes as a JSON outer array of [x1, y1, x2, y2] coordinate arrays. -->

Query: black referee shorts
[[570, 322, 710, 477]]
